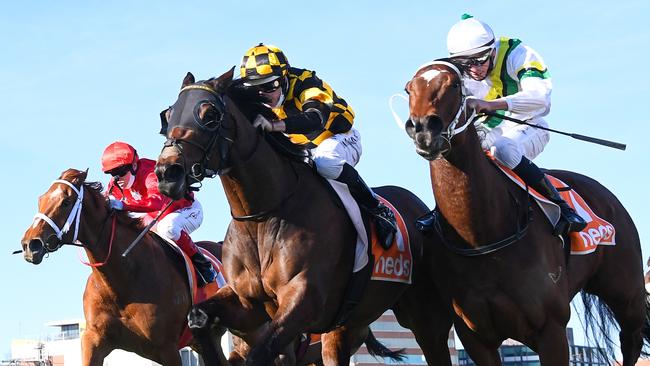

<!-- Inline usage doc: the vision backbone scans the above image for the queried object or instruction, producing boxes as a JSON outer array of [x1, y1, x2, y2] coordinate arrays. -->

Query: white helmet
[[447, 15, 495, 57]]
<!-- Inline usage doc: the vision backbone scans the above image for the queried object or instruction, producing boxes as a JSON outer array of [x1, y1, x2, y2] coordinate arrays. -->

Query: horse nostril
[[164, 164, 185, 182], [28, 238, 44, 253]]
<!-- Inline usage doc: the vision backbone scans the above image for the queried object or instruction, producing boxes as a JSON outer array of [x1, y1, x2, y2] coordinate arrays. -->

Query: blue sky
[[1, 0, 649, 359]]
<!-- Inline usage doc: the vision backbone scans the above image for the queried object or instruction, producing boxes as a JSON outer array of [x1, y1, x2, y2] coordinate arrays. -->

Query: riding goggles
[[255, 79, 281, 93], [453, 50, 493, 68], [106, 165, 133, 178]]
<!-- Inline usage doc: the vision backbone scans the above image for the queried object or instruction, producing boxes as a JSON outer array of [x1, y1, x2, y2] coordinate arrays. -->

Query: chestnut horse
[[20, 169, 227, 366], [154, 69, 454, 365], [404, 60, 649, 365]]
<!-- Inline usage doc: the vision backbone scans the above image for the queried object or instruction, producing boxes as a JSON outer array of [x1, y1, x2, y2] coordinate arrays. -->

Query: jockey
[[101, 141, 218, 285], [429, 14, 586, 235], [238, 43, 397, 249]]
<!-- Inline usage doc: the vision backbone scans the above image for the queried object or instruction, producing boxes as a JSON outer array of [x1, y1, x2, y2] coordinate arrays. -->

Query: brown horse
[[404, 60, 649, 365], [20, 169, 227, 366], [154, 69, 454, 365]]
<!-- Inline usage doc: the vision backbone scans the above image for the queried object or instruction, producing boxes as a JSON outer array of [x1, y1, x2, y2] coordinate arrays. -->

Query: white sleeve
[[503, 44, 552, 117]]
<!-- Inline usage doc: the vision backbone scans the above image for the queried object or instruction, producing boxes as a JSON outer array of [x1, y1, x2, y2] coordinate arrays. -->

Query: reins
[[431, 187, 532, 256], [167, 82, 306, 222], [33, 179, 118, 266]]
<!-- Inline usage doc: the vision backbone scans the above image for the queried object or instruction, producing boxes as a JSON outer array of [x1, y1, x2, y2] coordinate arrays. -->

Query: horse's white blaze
[[420, 69, 446, 83]]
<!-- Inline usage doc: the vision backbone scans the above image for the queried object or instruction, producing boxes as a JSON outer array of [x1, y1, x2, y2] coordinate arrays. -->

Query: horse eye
[[62, 198, 71, 207], [201, 105, 222, 128]]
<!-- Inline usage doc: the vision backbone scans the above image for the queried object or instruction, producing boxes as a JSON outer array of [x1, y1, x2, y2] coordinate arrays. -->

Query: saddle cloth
[[494, 162, 616, 254], [326, 180, 413, 283], [154, 234, 226, 348]]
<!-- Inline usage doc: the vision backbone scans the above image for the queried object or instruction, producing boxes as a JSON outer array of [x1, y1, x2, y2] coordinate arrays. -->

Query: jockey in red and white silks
[[101, 141, 217, 284]]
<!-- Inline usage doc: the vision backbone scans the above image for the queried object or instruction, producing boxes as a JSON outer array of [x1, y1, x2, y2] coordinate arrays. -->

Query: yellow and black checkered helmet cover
[[240, 43, 289, 84]]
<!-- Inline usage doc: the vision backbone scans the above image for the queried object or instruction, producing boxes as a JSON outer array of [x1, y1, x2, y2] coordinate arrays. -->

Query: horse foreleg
[[246, 283, 319, 366], [535, 320, 569, 366], [320, 327, 351, 366], [392, 281, 454, 365], [81, 329, 112, 366], [453, 321, 502, 366], [191, 325, 226, 366], [157, 348, 183, 366], [191, 285, 269, 332]]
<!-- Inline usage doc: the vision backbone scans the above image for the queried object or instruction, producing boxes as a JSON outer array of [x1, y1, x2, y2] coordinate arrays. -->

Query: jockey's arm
[[502, 77, 552, 115], [122, 169, 167, 212], [468, 77, 551, 116], [122, 193, 166, 213]]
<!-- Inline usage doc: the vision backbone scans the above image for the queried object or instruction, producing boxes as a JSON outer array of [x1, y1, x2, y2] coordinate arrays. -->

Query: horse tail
[[363, 329, 406, 362], [580, 290, 619, 361]]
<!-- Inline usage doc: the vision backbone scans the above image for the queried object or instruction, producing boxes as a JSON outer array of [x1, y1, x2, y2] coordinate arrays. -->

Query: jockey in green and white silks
[[442, 14, 586, 235], [463, 37, 551, 167]]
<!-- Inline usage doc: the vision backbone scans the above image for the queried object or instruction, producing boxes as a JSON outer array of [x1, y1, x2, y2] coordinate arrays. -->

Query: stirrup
[[415, 210, 436, 233], [196, 267, 217, 287], [374, 207, 397, 249]]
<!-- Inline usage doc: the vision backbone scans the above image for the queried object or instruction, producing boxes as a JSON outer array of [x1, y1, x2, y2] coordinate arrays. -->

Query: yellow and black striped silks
[[273, 67, 355, 148], [240, 43, 289, 82]]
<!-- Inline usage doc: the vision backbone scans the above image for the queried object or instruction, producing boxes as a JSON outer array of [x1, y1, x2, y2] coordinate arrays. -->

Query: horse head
[[404, 61, 469, 160], [21, 169, 95, 264], [155, 68, 263, 200]]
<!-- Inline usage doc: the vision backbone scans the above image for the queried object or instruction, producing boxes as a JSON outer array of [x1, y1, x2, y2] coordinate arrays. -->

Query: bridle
[[32, 179, 116, 266], [161, 82, 301, 222], [161, 84, 234, 190], [33, 179, 84, 251], [411, 60, 476, 156]]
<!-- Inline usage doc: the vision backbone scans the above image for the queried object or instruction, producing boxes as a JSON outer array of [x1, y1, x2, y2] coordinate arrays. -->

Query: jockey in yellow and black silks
[[238, 43, 396, 249]]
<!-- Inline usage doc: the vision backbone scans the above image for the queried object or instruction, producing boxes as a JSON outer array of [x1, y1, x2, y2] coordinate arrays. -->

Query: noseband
[[162, 84, 235, 188], [413, 61, 476, 156], [33, 179, 84, 251]]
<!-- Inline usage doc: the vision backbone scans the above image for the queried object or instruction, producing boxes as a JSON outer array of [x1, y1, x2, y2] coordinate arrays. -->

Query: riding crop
[[480, 111, 626, 151]]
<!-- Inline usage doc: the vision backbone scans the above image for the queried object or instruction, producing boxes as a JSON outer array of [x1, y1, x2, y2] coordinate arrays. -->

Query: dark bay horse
[[154, 69, 454, 365], [404, 60, 649, 365], [20, 169, 227, 366]]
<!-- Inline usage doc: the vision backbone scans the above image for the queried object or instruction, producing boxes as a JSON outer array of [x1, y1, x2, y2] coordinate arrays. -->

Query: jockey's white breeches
[[312, 128, 362, 179], [155, 199, 204, 241], [477, 117, 550, 169]]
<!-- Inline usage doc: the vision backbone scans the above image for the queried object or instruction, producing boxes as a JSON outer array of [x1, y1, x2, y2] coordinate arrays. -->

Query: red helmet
[[101, 142, 138, 174]]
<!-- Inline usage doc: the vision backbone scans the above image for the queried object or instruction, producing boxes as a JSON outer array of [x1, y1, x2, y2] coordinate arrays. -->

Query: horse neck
[[429, 126, 520, 246], [76, 191, 144, 285], [220, 113, 298, 219]]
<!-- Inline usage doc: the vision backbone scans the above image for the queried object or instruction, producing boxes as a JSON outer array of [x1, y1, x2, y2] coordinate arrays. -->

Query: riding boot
[[513, 157, 587, 235], [177, 231, 217, 286], [191, 252, 218, 286], [336, 163, 397, 249]]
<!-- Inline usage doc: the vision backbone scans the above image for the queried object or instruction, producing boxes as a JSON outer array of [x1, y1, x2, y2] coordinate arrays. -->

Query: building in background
[[350, 311, 459, 366], [458, 328, 609, 366], [2, 319, 206, 366], [3, 312, 458, 365]]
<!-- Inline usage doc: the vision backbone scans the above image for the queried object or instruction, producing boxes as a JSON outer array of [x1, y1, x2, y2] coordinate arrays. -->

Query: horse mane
[[224, 79, 310, 161], [60, 169, 146, 232]]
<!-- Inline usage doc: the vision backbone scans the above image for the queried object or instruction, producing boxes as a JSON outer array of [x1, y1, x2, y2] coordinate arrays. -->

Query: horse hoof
[[188, 308, 209, 329]]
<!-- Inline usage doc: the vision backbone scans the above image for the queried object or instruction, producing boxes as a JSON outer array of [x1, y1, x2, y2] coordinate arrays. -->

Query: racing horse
[[20, 169, 228, 366], [154, 69, 454, 365], [404, 60, 649, 365]]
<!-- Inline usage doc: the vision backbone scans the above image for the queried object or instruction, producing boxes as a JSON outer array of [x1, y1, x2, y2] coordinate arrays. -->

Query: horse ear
[[67, 169, 88, 186], [208, 67, 234, 93], [182, 72, 195, 88]]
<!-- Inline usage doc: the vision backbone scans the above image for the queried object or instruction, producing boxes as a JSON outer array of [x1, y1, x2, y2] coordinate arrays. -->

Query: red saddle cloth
[[494, 159, 616, 254], [176, 247, 224, 348], [370, 195, 413, 284]]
